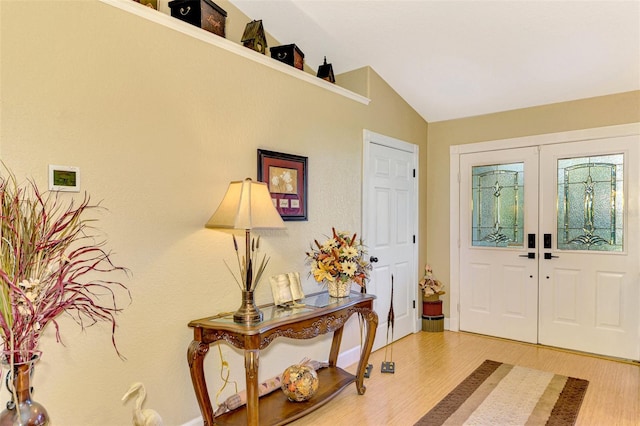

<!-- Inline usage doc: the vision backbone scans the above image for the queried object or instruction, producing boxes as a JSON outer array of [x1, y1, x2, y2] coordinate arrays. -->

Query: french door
[[460, 147, 539, 343], [459, 135, 639, 360], [538, 137, 639, 359]]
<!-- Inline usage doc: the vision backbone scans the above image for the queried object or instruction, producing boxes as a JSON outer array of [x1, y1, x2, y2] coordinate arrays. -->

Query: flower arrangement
[[419, 264, 445, 298], [0, 168, 129, 364], [306, 228, 371, 287]]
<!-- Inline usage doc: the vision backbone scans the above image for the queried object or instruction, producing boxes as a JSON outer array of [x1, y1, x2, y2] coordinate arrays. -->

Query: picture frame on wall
[[257, 149, 308, 221]]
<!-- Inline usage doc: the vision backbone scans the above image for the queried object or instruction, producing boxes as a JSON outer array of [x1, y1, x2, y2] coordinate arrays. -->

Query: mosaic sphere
[[281, 364, 319, 402]]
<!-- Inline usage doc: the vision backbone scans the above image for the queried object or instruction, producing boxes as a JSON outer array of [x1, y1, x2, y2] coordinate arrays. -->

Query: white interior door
[[538, 136, 639, 360], [363, 130, 418, 351], [459, 147, 539, 343]]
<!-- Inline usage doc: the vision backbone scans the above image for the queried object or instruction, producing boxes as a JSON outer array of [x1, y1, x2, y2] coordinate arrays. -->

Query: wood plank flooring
[[291, 331, 639, 425]]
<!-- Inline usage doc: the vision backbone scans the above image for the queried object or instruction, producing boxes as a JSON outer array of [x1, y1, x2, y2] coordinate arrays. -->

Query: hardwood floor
[[292, 331, 639, 425]]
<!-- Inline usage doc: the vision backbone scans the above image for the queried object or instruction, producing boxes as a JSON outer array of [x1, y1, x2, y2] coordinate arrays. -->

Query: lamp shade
[[205, 178, 285, 230]]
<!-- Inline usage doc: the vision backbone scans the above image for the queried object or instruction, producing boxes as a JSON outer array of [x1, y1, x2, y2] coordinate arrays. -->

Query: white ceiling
[[230, 0, 640, 122]]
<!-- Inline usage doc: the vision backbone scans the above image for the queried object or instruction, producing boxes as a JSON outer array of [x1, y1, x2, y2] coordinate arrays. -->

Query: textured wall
[[0, 1, 427, 424]]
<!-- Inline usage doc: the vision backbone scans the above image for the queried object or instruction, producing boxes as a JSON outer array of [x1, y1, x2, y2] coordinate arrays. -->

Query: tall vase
[[327, 280, 350, 298], [0, 352, 49, 426], [233, 290, 263, 324]]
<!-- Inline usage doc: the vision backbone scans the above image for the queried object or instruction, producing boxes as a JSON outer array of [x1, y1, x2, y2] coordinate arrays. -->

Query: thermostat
[[49, 165, 80, 192]]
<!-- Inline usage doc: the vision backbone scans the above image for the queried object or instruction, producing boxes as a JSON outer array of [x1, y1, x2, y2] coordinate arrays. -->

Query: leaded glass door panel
[[557, 154, 623, 251], [472, 162, 524, 248]]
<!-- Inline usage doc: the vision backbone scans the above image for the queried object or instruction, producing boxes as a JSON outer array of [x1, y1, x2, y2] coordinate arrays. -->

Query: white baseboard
[[336, 344, 362, 369], [182, 417, 202, 426]]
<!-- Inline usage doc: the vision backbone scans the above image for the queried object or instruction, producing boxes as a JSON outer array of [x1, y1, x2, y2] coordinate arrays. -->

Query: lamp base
[[233, 290, 263, 324]]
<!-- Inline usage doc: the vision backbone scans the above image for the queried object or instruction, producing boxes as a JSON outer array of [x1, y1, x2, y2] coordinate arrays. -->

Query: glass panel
[[472, 162, 524, 248], [557, 153, 624, 251]]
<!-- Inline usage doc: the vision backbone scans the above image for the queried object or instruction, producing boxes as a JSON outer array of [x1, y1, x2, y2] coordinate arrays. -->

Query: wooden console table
[[187, 292, 378, 426]]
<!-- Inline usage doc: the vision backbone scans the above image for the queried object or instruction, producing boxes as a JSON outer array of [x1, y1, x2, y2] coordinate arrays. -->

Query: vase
[[0, 352, 49, 426], [327, 280, 350, 298], [233, 290, 263, 324]]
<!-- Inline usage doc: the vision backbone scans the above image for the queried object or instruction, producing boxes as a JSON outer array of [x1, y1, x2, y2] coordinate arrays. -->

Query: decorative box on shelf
[[317, 57, 335, 83], [270, 44, 305, 70], [135, 0, 157, 9], [168, 0, 227, 37]]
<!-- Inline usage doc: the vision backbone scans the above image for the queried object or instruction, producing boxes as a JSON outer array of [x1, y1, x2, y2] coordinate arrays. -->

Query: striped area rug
[[415, 360, 588, 426]]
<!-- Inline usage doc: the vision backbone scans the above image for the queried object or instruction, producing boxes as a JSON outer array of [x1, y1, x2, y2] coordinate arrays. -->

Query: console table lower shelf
[[215, 367, 355, 426]]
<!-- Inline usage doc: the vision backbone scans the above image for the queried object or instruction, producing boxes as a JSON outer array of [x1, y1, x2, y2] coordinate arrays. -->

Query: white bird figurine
[[122, 382, 163, 426]]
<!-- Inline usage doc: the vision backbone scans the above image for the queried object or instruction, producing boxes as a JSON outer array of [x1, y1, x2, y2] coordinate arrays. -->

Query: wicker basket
[[422, 315, 444, 332]]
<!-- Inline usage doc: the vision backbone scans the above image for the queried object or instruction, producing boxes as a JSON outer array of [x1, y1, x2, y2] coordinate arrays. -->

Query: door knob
[[544, 253, 559, 260], [519, 253, 536, 259], [369, 256, 378, 263]]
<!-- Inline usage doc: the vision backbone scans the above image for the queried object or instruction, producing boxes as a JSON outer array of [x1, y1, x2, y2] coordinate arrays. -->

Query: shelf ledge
[[99, 0, 371, 106]]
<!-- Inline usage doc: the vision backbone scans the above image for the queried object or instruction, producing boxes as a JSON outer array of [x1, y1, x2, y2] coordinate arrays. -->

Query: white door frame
[[450, 123, 640, 334], [363, 129, 420, 334]]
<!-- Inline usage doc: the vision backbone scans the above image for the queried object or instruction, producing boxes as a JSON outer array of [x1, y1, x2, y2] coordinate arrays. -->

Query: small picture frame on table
[[269, 272, 305, 307], [257, 149, 308, 221]]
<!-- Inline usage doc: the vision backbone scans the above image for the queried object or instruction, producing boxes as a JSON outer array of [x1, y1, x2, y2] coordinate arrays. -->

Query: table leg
[[328, 326, 345, 367], [187, 340, 213, 426], [244, 349, 260, 426], [355, 309, 379, 395]]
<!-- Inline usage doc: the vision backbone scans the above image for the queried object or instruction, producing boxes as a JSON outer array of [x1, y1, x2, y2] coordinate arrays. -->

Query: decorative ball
[[281, 364, 319, 402]]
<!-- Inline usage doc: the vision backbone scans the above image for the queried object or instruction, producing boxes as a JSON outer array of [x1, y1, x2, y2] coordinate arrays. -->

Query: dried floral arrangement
[[306, 228, 371, 288], [0, 167, 130, 363]]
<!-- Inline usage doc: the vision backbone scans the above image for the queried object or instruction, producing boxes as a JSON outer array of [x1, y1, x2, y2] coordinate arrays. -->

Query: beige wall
[[0, 1, 427, 424], [427, 91, 640, 318]]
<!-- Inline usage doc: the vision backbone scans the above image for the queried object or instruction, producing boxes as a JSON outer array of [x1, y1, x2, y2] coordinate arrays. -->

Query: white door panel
[[460, 147, 539, 343], [539, 136, 639, 360]]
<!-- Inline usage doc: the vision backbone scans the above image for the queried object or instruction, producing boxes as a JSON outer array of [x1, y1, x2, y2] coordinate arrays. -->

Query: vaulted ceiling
[[230, 1, 640, 122]]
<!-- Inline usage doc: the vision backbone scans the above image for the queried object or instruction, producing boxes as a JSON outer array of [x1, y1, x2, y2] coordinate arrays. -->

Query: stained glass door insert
[[471, 162, 524, 247], [557, 154, 623, 251]]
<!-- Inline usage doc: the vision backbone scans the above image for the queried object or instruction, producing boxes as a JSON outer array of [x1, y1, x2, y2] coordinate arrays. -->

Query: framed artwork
[[257, 149, 308, 221]]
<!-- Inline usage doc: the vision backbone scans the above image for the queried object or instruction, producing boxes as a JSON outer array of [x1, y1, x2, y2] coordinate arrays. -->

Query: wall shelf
[[99, 0, 371, 106]]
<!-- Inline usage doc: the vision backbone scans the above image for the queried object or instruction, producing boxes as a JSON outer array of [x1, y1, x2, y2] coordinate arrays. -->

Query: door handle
[[519, 253, 536, 259], [369, 256, 379, 263], [544, 253, 559, 260]]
